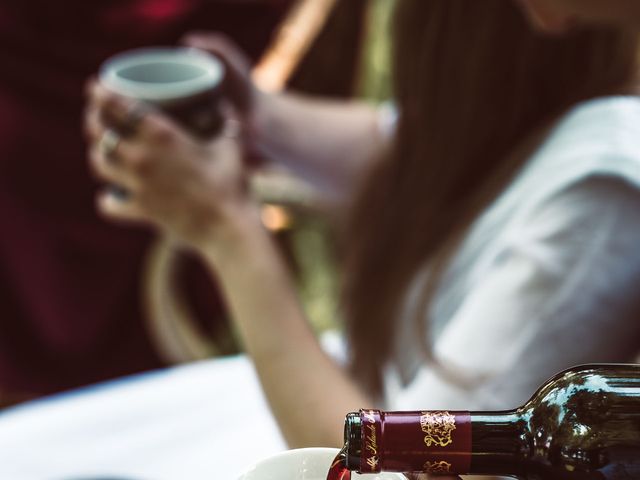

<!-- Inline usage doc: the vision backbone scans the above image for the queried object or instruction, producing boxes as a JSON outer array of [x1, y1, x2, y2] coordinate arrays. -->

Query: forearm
[[200, 209, 373, 447], [253, 91, 388, 203]]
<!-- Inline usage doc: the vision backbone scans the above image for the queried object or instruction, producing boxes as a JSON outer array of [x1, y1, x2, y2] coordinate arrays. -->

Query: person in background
[[0, 0, 367, 408], [86, 0, 640, 458]]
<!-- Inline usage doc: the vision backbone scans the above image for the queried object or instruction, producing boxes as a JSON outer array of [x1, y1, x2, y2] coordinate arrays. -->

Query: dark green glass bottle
[[342, 364, 640, 479]]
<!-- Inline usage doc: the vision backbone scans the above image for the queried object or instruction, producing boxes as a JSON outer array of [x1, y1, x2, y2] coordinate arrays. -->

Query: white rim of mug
[[99, 47, 224, 103]]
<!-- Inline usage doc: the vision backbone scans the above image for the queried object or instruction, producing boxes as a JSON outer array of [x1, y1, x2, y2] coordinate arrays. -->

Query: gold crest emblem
[[424, 460, 452, 473], [420, 411, 456, 447]]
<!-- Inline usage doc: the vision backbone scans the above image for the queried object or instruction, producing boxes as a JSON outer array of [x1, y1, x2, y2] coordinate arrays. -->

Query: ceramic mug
[[99, 47, 225, 138]]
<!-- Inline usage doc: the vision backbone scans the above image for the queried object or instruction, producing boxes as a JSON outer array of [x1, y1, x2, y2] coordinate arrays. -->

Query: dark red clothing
[[0, 0, 290, 395]]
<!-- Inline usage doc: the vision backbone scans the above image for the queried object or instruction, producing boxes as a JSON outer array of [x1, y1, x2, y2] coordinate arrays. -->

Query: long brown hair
[[343, 0, 640, 395]]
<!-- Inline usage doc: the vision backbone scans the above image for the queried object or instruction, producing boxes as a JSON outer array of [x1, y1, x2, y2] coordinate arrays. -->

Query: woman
[[85, 0, 640, 454]]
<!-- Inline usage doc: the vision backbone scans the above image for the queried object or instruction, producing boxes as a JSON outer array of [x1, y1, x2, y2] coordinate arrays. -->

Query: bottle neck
[[345, 410, 530, 476], [469, 411, 529, 476]]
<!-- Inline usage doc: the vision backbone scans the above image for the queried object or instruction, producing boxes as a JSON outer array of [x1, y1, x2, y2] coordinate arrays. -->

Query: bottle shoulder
[[527, 364, 640, 403], [519, 364, 640, 477]]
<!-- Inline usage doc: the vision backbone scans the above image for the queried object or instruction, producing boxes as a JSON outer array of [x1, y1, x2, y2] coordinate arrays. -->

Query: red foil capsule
[[358, 409, 472, 475]]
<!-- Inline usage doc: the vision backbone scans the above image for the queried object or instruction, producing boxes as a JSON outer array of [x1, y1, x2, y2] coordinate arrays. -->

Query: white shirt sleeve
[[391, 176, 640, 412]]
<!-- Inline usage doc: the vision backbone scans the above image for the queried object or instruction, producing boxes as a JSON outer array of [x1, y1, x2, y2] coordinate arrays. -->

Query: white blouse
[[385, 96, 640, 411]]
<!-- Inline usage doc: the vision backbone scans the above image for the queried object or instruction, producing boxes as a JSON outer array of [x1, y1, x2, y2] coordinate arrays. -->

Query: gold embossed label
[[358, 410, 471, 475], [361, 409, 382, 473], [420, 411, 456, 447], [424, 460, 453, 474]]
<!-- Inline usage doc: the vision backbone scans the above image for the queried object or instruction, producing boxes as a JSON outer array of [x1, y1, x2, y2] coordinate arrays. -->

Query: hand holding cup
[[85, 40, 260, 255]]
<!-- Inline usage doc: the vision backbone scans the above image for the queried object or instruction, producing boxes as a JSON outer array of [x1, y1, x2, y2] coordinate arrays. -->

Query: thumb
[[181, 32, 255, 115]]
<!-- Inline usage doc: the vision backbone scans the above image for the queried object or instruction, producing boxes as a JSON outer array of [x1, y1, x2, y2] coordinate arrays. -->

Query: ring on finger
[[98, 128, 121, 160], [108, 185, 130, 202]]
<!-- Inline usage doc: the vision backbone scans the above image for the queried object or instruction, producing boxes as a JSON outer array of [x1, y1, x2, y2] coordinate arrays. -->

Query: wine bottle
[[340, 364, 640, 479]]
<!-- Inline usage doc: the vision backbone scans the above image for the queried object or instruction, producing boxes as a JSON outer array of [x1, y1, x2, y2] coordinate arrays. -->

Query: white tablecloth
[[0, 355, 287, 480]]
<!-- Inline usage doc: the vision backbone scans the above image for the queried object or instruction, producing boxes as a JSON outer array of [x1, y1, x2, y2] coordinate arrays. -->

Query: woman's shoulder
[[556, 95, 640, 138], [535, 96, 640, 172], [507, 96, 640, 214]]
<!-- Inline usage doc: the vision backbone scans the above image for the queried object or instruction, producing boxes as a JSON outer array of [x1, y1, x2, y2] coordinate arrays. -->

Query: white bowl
[[237, 448, 407, 480]]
